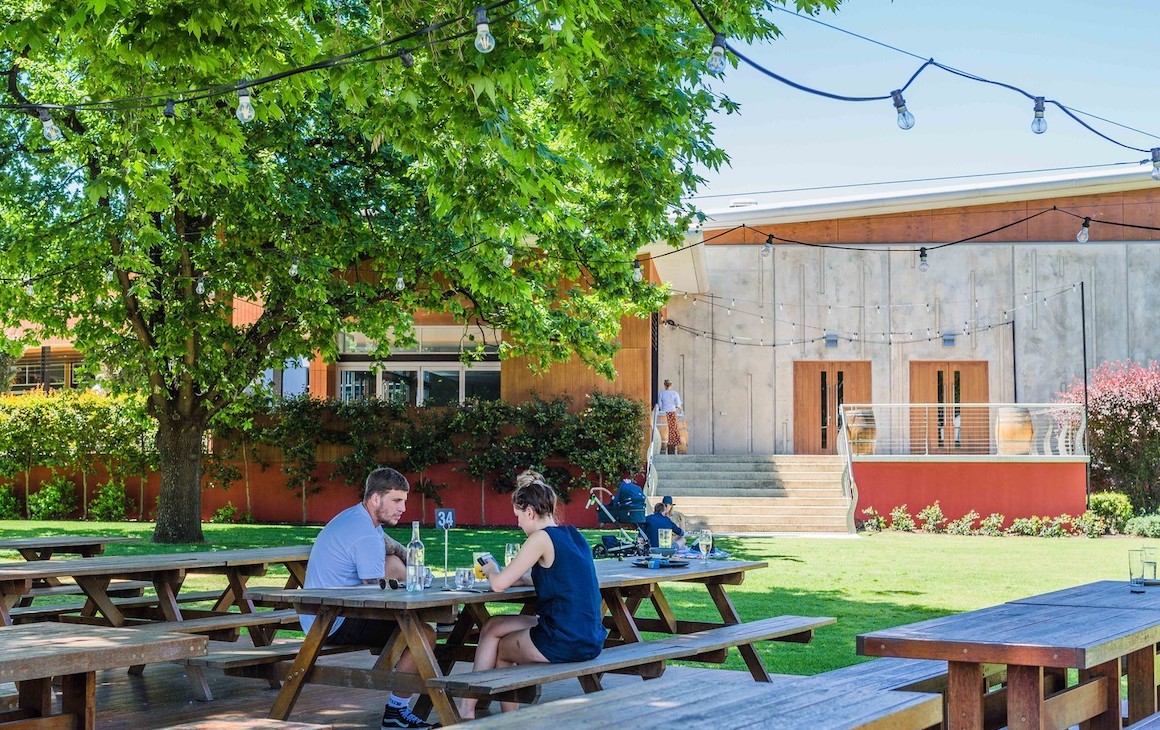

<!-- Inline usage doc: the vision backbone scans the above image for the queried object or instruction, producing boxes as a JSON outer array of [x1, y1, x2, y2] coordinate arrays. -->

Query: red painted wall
[[10, 462, 601, 529], [852, 459, 1088, 526]]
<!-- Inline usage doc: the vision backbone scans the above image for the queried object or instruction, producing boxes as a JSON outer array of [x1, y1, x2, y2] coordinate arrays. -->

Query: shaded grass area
[[1, 520, 1152, 676]]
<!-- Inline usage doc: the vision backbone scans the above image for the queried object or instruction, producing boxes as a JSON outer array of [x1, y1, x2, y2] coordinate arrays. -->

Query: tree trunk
[[152, 418, 205, 543]]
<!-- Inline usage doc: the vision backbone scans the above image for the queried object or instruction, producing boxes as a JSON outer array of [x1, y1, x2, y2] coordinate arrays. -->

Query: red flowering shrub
[[1057, 360, 1160, 512]]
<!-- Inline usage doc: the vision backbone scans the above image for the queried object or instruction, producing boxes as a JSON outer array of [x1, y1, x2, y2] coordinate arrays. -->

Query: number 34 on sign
[[435, 508, 456, 530]]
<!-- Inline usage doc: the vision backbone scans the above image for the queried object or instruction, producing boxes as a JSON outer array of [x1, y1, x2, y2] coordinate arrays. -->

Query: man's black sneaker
[[381, 704, 439, 729]]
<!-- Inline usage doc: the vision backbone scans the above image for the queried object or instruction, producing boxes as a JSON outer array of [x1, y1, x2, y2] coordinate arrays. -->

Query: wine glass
[[505, 543, 520, 567], [455, 567, 473, 590], [698, 530, 713, 563]]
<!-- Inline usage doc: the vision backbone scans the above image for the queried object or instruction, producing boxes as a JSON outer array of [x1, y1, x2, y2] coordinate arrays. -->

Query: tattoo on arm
[[384, 534, 407, 561]]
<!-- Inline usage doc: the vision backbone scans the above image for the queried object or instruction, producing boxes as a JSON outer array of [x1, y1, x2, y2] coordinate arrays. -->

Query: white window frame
[[336, 362, 501, 405]]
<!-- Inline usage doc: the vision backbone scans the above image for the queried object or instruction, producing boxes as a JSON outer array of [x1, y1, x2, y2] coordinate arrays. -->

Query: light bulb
[[474, 6, 495, 54], [196, 277, 206, 295], [1076, 217, 1090, 243], [395, 271, 405, 291], [632, 261, 643, 282], [104, 270, 114, 284], [24, 282, 34, 296], [502, 247, 514, 268], [163, 99, 176, 119], [706, 33, 727, 74], [289, 260, 299, 277], [235, 87, 255, 123], [38, 108, 63, 141], [400, 50, 414, 69], [1152, 148, 1160, 182], [762, 234, 773, 258], [918, 247, 929, 272], [891, 90, 914, 130], [1031, 96, 1047, 134]]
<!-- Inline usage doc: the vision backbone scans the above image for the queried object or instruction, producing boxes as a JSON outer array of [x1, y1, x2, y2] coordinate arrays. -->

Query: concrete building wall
[[660, 240, 1160, 454]]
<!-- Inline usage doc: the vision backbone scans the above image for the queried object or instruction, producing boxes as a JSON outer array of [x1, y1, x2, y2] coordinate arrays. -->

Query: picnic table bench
[[0, 621, 206, 730], [463, 671, 943, 729]]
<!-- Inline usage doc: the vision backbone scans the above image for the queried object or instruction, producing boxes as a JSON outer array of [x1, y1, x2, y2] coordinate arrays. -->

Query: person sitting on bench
[[644, 496, 686, 550]]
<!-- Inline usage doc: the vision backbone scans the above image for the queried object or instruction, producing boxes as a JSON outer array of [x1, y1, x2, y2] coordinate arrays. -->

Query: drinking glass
[[1130, 549, 1147, 593], [505, 543, 520, 567], [699, 530, 713, 563], [455, 567, 474, 591]]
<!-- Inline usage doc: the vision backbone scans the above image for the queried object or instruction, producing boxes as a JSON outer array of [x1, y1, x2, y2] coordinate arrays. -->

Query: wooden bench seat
[[184, 639, 370, 672], [26, 579, 151, 599], [130, 608, 300, 639], [429, 614, 833, 698], [159, 719, 327, 729], [810, 656, 1007, 694], [9, 589, 225, 623], [1127, 714, 1160, 730]]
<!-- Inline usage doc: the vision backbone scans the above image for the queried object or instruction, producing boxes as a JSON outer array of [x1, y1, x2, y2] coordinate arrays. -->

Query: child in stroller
[[585, 477, 650, 558]]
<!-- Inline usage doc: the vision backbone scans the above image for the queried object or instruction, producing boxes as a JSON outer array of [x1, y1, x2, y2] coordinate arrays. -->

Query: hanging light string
[[672, 281, 1080, 314], [669, 282, 1077, 341], [690, 0, 1158, 158], [665, 283, 1076, 346], [4, 0, 523, 118]]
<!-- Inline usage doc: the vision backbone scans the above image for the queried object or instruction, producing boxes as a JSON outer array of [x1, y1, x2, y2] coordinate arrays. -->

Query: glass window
[[383, 370, 419, 405], [423, 370, 461, 406], [338, 369, 376, 402], [465, 369, 501, 401], [338, 332, 377, 355]]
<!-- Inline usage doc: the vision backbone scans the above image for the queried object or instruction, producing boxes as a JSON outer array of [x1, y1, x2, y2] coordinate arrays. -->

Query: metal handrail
[[644, 404, 661, 498], [836, 403, 1088, 458]]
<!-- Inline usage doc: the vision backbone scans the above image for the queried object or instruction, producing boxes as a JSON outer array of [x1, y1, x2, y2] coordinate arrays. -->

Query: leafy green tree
[[0, 0, 838, 541]]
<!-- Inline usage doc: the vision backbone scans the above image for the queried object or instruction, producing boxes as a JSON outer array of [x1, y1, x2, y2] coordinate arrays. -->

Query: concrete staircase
[[651, 454, 851, 535]]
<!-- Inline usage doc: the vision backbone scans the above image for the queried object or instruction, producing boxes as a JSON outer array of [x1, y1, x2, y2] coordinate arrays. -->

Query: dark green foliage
[[1088, 491, 1133, 534], [27, 475, 79, 520], [88, 479, 134, 522]]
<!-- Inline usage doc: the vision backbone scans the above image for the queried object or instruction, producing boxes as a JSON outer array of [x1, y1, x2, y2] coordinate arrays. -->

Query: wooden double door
[[793, 361, 872, 455], [908, 360, 989, 454]]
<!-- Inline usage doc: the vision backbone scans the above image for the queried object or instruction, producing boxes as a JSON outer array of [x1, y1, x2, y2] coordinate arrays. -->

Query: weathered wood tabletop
[[247, 558, 773, 727], [0, 545, 312, 626], [462, 672, 943, 729], [0, 621, 206, 730], [1009, 579, 1160, 610], [859, 601, 1160, 729], [0, 535, 137, 558]]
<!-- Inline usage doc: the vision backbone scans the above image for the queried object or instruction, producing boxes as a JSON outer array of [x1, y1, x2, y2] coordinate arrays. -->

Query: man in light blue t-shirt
[[303, 467, 437, 729]]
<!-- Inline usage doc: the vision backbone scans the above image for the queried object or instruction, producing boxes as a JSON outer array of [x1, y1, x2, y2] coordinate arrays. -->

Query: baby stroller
[[585, 486, 651, 559]]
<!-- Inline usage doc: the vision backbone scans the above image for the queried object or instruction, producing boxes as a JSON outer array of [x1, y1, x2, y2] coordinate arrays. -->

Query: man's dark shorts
[[326, 617, 398, 648]]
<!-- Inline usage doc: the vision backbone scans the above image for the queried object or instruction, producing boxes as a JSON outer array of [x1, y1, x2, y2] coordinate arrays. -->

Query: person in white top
[[658, 379, 683, 454]]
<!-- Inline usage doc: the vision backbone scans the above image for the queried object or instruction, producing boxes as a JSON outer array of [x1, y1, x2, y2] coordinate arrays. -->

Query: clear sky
[[690, 0, 1160, 207]]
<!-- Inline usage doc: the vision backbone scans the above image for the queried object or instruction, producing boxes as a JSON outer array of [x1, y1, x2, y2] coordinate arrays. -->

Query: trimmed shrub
[[946, 510, 980, 535], [977, 513, 1006, 537], [1006, 516, 1042, 537], [1072, 510, 1107, 538], [917, 501, 946, 533], [888, 504, 916, 532], [1039, 514, 1072, 538], [88, 479, 133, 522], [210, 502, 240, 524], [27, 475, 78, 520], [1088, 492, 1133, 534], [1125, 514, 1160, 538], [859, 507, 886, 532], [0, 483, 20, 520]]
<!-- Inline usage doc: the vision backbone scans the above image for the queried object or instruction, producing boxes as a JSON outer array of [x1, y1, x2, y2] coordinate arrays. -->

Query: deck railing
[[837, 403, 1087, 458]]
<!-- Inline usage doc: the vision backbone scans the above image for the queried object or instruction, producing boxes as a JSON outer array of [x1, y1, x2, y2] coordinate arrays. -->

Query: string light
[[38, 108, 63, 141], [24, 282, 33, 296], [195, 276, 206, 295], [400, 50, 415, 69], [761, 235, 773, 257], [632, 260, 644, 282], [502, 246, 514, 268], [163, 99, 176, 119], [395, 271, 405, 291], [706, 33, 727, 74], [235, 86, 255, 123], [1031, 97, 1047, 134], [891, 90, 914, 130], [1076, 217, 1091, 243], [1152, 148, 1160, 182], [918, 246, 928, 271], [289, 260, 299, 277], [473, 6, 495, 54], [104, 270, 114, 284]]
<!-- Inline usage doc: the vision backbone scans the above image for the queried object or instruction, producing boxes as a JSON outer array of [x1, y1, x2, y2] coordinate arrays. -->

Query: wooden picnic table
[[247, 558, 791, 727], [0, 621, 206, 730], [858, 601, 1160, 730], [0, 545, 311, 627], [462, 672, 943, 729], [0, 535, 139, 595]]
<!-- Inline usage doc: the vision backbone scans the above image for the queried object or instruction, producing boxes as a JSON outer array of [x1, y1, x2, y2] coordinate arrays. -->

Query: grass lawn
[[1, 520, 1153, 676]]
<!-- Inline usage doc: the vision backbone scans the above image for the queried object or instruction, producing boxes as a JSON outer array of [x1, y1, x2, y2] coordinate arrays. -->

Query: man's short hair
[[364, 467, 409, 500], [654, 502, 666, 514]]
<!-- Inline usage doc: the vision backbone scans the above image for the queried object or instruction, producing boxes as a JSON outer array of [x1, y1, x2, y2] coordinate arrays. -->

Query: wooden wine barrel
[[995, 406, 1034, 455], [658, 418, 689, 454], [846, 409, 877, 455]]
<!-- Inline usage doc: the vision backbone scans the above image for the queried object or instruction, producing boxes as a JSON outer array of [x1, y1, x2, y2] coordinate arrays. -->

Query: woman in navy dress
[[459, 470, 606, 719]]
